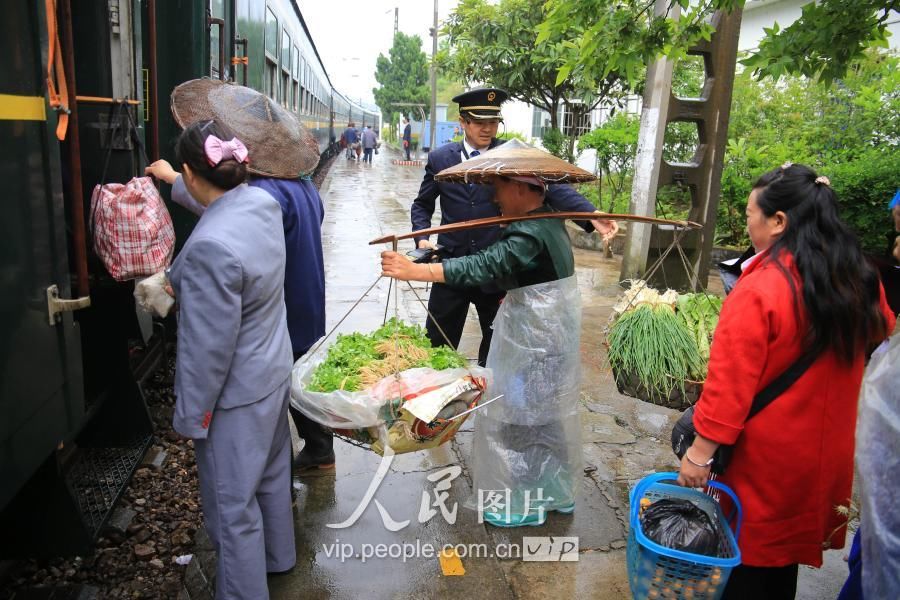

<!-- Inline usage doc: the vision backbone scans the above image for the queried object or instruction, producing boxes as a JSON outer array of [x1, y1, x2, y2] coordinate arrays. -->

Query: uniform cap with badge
[[452, 87, 509, 121]]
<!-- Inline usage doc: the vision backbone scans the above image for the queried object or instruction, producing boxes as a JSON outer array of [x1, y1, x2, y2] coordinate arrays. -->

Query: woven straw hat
[[170, 78, 319, 178], [435, 138, 595, 184]]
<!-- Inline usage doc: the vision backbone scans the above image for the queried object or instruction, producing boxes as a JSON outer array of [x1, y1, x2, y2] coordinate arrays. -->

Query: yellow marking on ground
[[0, 94, 46, 121], [439, 547, 465, 576]]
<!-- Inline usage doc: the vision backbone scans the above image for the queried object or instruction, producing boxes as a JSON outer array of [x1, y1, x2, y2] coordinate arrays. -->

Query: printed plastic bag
[[291, 351, 489, 455], [640, 498, 722, 557], [856, 335, 900, 599]]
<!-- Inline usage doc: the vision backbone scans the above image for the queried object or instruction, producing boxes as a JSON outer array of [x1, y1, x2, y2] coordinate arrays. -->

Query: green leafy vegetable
[[675, 293, 723, 376], [607, 304, 705, 403], [308, 318, 467, 393]]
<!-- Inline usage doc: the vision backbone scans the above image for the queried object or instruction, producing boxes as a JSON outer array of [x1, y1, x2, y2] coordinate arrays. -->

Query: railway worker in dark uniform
[[410, 87, 618, 365], [403, 117, 413, 160]]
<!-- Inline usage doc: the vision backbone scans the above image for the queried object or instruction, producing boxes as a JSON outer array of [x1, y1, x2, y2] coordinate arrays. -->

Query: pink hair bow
[[204, 135, 249, 166]]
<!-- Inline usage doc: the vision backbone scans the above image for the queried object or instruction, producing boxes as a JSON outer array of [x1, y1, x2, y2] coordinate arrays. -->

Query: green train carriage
[[0, 0, 377, 559]]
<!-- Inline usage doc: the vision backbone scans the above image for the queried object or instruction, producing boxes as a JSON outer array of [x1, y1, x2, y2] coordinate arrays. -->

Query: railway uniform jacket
[[410, 139, 598, 258], [693, 251, 895, 567], [168, 182, 292, 439]]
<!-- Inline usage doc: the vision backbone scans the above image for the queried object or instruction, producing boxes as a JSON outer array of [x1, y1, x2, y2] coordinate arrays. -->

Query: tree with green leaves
[[741, 1, 899, 83], [537, 0, 743, 94], [439, 0, 635, 161], [578, 113, 640, 212], [539, 0, 898, 87], [718, 50, 899, 249], [373, 32, 430, 134]]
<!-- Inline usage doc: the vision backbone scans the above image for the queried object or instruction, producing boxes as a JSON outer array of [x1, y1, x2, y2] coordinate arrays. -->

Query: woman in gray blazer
[[150, 120, 295, 599]]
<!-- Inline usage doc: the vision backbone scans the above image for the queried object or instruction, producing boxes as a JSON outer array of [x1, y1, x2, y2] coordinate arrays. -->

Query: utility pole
[[429, 0, 438, 153], [394, 7, 398, 36]]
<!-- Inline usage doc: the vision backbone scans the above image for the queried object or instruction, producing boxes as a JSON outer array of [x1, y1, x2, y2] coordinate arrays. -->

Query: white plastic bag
[[134, 271, 174, 317], [856, 335, 900, 599], [290, 345, 488, 429], [470, 275, 582, 516]]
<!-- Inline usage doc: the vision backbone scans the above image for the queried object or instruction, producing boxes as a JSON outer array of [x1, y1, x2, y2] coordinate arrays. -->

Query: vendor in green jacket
[[381, 141, 592, 527]]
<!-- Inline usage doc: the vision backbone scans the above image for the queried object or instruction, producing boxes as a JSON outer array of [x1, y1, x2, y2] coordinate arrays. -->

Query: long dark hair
[[753, 163, 888, 363], [175, 119, 247, 190]]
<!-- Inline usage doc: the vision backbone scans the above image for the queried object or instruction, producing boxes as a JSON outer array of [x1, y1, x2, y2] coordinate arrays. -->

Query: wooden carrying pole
[[370, 212, 701, 245]]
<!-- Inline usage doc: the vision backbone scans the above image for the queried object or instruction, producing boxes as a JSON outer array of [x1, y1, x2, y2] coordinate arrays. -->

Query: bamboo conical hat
[[170, 78, 320, 178], [434, 138, 595, 184]]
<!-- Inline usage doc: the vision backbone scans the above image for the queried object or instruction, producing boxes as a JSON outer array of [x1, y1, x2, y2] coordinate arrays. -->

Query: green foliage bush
[[541, 127, 576, 162], [716, 50, 898, 249], [828, 150, 900, 253]]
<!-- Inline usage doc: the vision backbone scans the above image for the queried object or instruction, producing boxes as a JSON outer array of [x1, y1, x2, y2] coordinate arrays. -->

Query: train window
[[281, 29, 292, 108], [210, 0, 225, 79], [281, 29, 291, 73], [292, 47, 300, 112], [264, 8, 277, 59], [266, 61, 277, 101], [264, 7, 278, 100]]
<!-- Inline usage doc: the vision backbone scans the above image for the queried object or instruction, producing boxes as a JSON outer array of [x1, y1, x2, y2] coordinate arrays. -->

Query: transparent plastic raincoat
[[470, 275, 582, 522], [856, 335, 900, 599]]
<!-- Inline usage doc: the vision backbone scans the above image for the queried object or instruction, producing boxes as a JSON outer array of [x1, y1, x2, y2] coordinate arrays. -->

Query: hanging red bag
[[90, 102, 175, 281], [90, 176, 175, 281]]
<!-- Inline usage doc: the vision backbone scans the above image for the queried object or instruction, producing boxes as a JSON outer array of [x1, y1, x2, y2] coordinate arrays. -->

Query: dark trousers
[[722, 563, 799, 600], [404, 144, 411, 160], [424, 282, 503, 367], [363, 148, 374, 163], [290, 351, 333, 458]]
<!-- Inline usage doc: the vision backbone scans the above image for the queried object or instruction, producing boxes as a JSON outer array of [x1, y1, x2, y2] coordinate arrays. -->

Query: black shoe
[[293, 450, 336, 476]]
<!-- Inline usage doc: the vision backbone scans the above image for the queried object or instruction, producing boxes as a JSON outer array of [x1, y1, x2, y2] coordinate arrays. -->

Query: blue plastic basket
[[627, 473, 742, 600]]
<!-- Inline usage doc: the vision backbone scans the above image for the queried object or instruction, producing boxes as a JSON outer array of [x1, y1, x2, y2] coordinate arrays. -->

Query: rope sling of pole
[[305, 214, 702, 448]]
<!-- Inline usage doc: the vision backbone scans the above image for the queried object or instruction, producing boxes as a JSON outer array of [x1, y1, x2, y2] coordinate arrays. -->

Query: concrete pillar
[[620, 6, 743, 290], [620, 0, 676, 282]]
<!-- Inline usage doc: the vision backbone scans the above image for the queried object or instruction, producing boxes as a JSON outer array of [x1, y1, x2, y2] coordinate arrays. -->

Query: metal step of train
[[65, 435, 153, 539]]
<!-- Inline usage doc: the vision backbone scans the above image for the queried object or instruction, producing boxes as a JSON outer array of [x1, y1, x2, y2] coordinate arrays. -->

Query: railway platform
[[263, 147, 850, 599]]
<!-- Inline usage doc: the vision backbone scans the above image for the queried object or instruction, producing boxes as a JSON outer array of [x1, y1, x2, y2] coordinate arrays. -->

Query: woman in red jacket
[[677, 163, 895, 599]]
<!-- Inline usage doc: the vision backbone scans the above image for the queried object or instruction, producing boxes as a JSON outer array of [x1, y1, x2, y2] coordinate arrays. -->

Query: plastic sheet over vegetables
[[856, 335, 900, 600], [471, 275, 582, 517], [292, 352, 487, 430]]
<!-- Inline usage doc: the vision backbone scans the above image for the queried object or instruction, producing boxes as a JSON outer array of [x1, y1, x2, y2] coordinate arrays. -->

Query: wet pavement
[[269, 147, 850, 599]]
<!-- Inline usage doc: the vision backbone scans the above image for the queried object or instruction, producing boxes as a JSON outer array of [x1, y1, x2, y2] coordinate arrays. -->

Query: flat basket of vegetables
[[291, 318, 490, 456], [607, 283, 722, 409]]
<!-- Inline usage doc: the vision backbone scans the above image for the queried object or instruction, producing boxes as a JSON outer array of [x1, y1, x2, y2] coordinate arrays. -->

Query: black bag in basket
[[640, 498, 723, 557]]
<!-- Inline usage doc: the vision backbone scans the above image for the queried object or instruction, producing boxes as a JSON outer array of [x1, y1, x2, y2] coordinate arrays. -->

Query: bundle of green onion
[[607, 303, 705, 403]]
